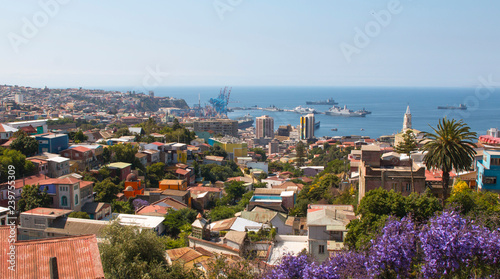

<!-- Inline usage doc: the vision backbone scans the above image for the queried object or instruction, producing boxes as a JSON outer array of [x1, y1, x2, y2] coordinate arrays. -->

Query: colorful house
[[123, 173, 144, 199], [159, 179, 187, 191], [35, 133, 69, 154], [106, 162, 132, 181], [477, 150, 500, 193]]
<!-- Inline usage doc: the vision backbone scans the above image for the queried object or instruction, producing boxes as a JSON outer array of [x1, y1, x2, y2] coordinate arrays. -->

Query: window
[[61, 196, 68, 206], [491, 158, 500, 166], [75, 194, 79, 205], [319, 245, 325, 254], [483, 176, 497, 184], [406, 183, 411, 192]]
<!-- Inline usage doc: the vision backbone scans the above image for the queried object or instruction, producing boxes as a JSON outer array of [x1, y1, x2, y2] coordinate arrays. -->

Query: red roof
[[425, 170, 458, 182], [19, 125, 37, 133], [28, 158, 48, 164], [23, 207, 73, 217], [0, 175, 85, 190], [0, 226, 11, 273], [188, 186, 222, 193], [151, 142, 164, 146], [10, 234, 104, 278], [70, 146, 91, 153], [151, 197, 188, 210], [176, 168, 190, 175], [136, 204, 169, 215], [0, 174, 49, 189], [479, 135, 500, 145], [80, 180, 95, 188]]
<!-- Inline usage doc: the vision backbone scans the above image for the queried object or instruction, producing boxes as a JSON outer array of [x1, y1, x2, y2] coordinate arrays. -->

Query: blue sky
[[1, 0, 499, 88]]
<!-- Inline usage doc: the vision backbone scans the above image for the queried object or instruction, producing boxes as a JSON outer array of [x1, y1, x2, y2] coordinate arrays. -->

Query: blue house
[[476, 150, 500, 193], [35, 133, 69, 154]]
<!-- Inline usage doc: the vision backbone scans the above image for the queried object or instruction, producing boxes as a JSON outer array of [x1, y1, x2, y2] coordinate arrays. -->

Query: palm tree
[[395, 129, 418, 192], [421, 118, 477, 201]]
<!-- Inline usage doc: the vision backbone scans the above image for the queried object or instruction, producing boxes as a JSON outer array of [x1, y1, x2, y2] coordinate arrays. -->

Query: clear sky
[[1, 0, 499, 88]]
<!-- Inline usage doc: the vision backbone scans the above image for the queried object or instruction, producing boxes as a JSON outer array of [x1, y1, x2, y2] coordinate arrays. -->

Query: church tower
[[403, 105, 412, 131]]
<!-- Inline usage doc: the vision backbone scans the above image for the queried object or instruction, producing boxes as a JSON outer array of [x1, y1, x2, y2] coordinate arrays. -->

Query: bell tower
[[403, 105, 412, 131]]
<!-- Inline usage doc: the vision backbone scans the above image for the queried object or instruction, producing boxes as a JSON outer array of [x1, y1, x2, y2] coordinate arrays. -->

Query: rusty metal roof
[[7, 234, 104, 278]]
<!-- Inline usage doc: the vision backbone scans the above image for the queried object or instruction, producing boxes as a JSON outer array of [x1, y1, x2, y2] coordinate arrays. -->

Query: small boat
[[360, 128, 365, 131], [314, 121, 320, 129], [331, 128, 338, 131]]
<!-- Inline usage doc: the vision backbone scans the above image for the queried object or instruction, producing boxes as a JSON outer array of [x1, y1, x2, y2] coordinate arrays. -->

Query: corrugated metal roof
[[12, 234, 104, 278]]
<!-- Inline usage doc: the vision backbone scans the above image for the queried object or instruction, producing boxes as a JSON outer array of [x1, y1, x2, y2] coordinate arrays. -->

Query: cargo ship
[[306, 98, 338, 105], [437, 104, 467, 110], [236, 114, 254, 129]]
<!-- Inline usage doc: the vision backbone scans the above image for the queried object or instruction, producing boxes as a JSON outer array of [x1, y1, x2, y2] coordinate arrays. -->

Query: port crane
[[208, 86, 231, 118]]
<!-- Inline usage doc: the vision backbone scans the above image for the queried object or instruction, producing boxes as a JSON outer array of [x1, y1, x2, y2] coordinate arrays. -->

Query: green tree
[[94, 178, 123, 203], [295, 141, 306, 167], [224, 180, 247, 205], [100, 222, 201, 279], [208, 205, 242, 221], [345, 188, 442, 250], [200, 163, 242, 183], [163, 208, 198, 237], [0, 149, 35, 183], [146, 162, 166, 188], [395, 129, 418, 192], [10, 133, 39, 156], [102, 147, 111, 164], [73, 130, 88, 143], [68, 211, 90, 219], [109, 143, 143, 170], [422, 118, 477, 201], [112, 200, 134, 214], [18, 184, 52, 212], [447, 186, 500, 228], [250, 147, 267, 161], [172, 118, 181, 130], [204, 145, 228, 159]]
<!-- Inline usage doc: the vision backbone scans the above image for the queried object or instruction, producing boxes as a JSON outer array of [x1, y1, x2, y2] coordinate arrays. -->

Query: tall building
[[193, 119, 238, 137], [269, 138, 279, 154], [15, 93, 24, 104], [403, 105, 412, 131], [256, 115, 274, 139], [300, 114, 315, 140]]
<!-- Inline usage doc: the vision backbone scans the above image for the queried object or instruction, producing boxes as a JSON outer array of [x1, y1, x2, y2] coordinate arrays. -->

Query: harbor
[[229, 104, 371, 116]]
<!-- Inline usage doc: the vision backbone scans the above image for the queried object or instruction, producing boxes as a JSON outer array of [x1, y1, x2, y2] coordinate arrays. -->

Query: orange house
[[159, 179, 187, 191], [124, 173, 144, 198]]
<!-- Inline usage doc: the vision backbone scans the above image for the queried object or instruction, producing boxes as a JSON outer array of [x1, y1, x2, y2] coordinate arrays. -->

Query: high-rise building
[[256, 115, 274, 139], [193, 119, 238, 137], [403, 105, 412, 131], [15, 93, 24, 104], [300, 114, 315, 140], [268, 138, 279, 154]]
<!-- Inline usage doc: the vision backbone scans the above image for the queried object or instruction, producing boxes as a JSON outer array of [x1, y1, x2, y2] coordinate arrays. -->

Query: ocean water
[[104, 86, 500, 139]]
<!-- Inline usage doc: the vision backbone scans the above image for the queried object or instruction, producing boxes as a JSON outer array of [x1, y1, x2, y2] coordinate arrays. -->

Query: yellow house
[[166, 247, 212, 269], [210, 138, 248, 160], [159, 179, 187, 191], [176, 150, 187, 164]]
